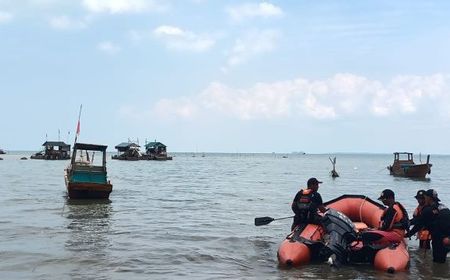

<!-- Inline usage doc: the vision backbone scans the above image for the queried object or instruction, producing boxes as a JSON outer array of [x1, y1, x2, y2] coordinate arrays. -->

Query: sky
[[1, 0, 450, 154]]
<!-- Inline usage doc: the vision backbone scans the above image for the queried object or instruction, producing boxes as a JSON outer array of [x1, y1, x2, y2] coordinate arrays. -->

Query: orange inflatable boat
[[277, 194, 409, 273]]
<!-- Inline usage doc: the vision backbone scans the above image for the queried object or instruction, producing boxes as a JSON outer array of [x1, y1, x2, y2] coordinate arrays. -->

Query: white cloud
[[150, 73, 450, 121], [227, 2, 283, 22], [82, 0, 166, 14], [0, 11, 13, 23], [153, 25, 215, 52], [226, 29, 280, 67], [154, 25, 184, 36], [199, 82, 293, 120], [49, 15, 88, 29], [97, 41, 121, 54], [154, 98, 199, 120]]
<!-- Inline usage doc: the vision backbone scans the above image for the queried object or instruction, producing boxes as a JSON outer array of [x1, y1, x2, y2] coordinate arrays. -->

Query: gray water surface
[[0, 152, 449, 279]]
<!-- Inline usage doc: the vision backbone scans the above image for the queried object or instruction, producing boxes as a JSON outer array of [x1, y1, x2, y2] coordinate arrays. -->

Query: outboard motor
[[319, 209, 358, 266]]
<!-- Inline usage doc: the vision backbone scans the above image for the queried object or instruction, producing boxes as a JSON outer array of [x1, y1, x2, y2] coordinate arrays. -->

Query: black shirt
[[291, 189, 323, 216], [410, 203, 450, 237]]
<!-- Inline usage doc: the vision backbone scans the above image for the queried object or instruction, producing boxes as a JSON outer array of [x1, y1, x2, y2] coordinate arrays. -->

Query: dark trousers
[[432, 235, 449, 263]]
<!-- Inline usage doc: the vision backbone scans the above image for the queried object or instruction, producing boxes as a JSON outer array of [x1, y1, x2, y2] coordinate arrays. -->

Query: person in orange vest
[[411, 189, 431, 249], [407, 189, 450, 263], [291, 177, 327, 231], [377, 189, 409, 239]]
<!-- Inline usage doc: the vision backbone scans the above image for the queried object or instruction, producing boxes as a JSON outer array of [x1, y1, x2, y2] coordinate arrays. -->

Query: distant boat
[[0, 148, 5, 154], [65, 143, 112, 199], [141, 141, 173, 161], [111, 141, 141, 161], [30, 141, 70, 160], [387, 152, 432, 178]]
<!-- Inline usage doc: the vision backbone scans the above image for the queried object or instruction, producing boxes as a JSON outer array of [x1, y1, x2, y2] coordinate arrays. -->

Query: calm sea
[[0, 152, 449, 279]]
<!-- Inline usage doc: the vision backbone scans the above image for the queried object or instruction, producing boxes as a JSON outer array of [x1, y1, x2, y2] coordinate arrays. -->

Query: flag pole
[[74, 104, 82, 145]]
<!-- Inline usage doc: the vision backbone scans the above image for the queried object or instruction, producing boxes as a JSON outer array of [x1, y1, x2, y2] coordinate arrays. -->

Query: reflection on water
[[64, 199, 113, 279]]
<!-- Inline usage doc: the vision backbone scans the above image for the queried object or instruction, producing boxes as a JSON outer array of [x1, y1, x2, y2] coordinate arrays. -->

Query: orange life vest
[[381, 202, 409, 237], [295, 189, 313, 210], [294, 189, 316, 222], [414, 205, 431, 241]]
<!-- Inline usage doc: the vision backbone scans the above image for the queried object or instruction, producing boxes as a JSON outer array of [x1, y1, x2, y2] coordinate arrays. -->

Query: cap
[[307, 177, 323, 187], [378, 189, 395, 200], [414, 190, 426, 199], [424, 189, 440, 202]]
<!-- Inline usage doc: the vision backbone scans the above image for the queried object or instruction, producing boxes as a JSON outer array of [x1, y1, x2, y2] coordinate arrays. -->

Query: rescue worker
[[407, 189, 450, 263], [377, 189, 409, 240], [411, 190, 431, 249], [291, 177, 327, 231]]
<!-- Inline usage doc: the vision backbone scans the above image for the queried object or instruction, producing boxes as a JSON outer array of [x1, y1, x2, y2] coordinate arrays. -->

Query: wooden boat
[[30, 141, 70, 160], [387, 152, 431, 178], [277, 194, 409, 273], [65, 143, 112, 199]]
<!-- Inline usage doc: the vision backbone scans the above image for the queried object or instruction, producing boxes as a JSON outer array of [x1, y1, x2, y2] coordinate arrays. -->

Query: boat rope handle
[[359, 196, 368, 223]]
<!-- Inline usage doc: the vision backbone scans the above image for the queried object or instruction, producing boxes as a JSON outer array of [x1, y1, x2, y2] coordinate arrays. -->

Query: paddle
[[254, 215, 294, 226]]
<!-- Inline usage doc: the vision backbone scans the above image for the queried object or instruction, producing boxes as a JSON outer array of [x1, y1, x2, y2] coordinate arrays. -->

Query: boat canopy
[[115, 142, 140, 151], [145, 141, 166, 149], [74, 143, 107, 151]]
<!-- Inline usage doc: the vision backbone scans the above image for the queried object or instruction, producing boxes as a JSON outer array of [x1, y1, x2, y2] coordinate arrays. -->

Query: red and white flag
[[76, 120, 80, 136], [74, 104, 82, 143]]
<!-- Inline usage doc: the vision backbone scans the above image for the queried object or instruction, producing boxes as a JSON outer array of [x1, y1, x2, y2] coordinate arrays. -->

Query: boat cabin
[[388, 152, 432, 178], [69, 143, 108, 182], [393, 152, 414, 163], [112, 142, 141, 160], [31, 141, 71, 160], [65, 143, 112, 199], [71, 143, 108, 168]]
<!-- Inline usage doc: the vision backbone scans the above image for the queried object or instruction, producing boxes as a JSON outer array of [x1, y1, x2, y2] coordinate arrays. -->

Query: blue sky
[[1, 0, 450, 153]]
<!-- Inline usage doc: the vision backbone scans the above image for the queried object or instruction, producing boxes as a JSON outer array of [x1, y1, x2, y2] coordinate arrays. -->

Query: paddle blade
[[255, 216, 275, 226]]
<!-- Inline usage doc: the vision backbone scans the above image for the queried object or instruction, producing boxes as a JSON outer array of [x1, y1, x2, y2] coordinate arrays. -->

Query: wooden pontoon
[[112, 142, 141, 161], [30, 141, 70, 160], [141, 141, 172, 161]]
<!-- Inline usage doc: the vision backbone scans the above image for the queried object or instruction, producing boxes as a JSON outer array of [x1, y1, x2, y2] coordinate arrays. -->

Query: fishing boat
[[30, 141, 71, 160], [65, 143, 112, 199], [387, 152, 432, 178], [276, 195, 409, 273]]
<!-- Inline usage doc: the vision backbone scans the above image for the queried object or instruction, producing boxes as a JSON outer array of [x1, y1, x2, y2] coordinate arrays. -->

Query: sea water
[[0, 152, 449, 279]]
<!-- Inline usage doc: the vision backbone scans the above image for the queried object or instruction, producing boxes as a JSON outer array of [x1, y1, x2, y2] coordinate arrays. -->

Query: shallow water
[[0, 152, 449, 279]]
